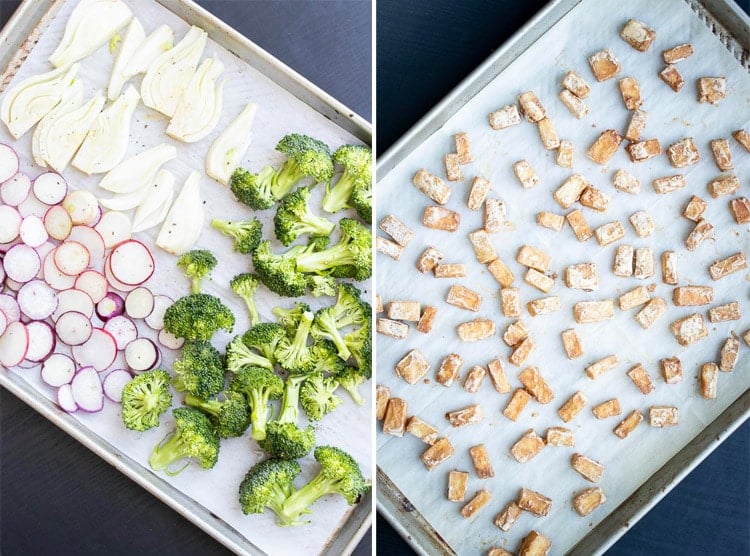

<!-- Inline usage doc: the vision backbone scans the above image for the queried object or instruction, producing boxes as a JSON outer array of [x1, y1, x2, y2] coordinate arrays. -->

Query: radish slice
[[0, 206, 22, 243], [6, 278, 24, 292], [103, 256, 137, 292], [0, 143, 20, 183], [25, 321, 56, 362], [54, 241, 90, 275], [43, 249, 76, 290], [0, 311, 7, 336], [68, 226, 105, 267], [19, 215, 49, 247], [55, 311, 93, 346], [144, 294, 171, 330], [95, 211, 131, 248], [57, 383, 78, 412], [109, 240, 154, 285], [95, 292, 124, 320], [103, 368, 132, 402], [51, 289, 94, 321], [0, 321, 29, 367], [44, 205, 73, 241], [33, 172, 68, 205], [124, 337, 159, 372], [70, 366, 104, 412], [103, 315, 137, 350], [74, 270, 107, 303], [18, 193, 51, 219], [41, 353, 76, 386], [3, 244, 41, 282], [62, 190, 99, 225], [0, 294, 21, 323], [17, 280, 57, 320], [0, 173, 31, 206], [72, 328, 117, 372], [158, 328, 184, 350], [125, 287, 154, 319]]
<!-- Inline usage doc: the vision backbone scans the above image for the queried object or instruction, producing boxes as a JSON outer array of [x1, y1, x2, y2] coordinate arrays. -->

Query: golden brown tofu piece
[[586, 355, 619, 380], [673, 286, 713, 306], [509, 337, 535, 366], [448, 470, 469, 502], [546, 427, 575, 447], [416, 246, 443, 273], [537, 211, 565, 231], [619, 77, 642, 110], [594, 221, 625, 246], [489, 105, 522, 130], [434, 263, 467, 278], [511, 430, 546, 463], [567, 209, 593, 242], [413, 169, 451, 205], [519, 367, 554, 404], [447, 285, 483, 312], [733, 129, 750, 152], [619, 286, 650, 310], [455, 132, 472, 165], [649, 406, 679, 428], [685, 219, 714, 251], [558, 391, 587, 423], [561, 329, 584, 359], [382, 398, 408, 436], [377, 236, 405, 260], [375, 295, 383, 314], [659, 64, 684, 92], [612, 168, 641, 193], [580, 186, 610, 212], [463, 365, 486, 393], [484, 198, 506, 233], [562, 70, 591, 98], [423, 205, 460, 232], [719, 334, 740, 372], [446, 404, 483, 427], [537, 117, 560, 150], [517, 245, 551, 272], [524, 269, 555, 294], [407, 416, 439, 444], [592, 398, 621, 419], [708, 174, 740, 198], [709, 301, 741, 323], [488, 258, 515, 287], [730, 197, 750, 224], [662, 251, 678, 285], [376, 385, 391, 420], [613, 244, 634, 277], [556, 140, 574, 168], [683, 195, 708, 222], [627, 363, 655, 395], [588, 48, 621, 81], [670, 313, 709, 346], [555, 174, 590, 209], [666, 137, 700, 168], [461, 490, 492, 518], [519, 531, 552, 556], [571, 453, 604, 482], [379, 214, 414, 247], [565, 262, 599, 291], [587, 129, 622, 165], [503, 388, 531, 421], [377, 318, 409, 339], [501, 287, 522, 317], [396, 349, 431, 384], [518, 91, 547, 122], [467, 176, 491, 210], [625, 109, 647, 142], [744, 330, 750, 346], [469, 444, 494, 479], [417, 305, 438, 333], [386, 300, 421, 321], [513, 160, 541, 189], [502, 320, 529, 347], [635, 297, 668, 329], [421, 437, 454, 471], [494, 501, 523, 532], [627, 139, 662, 162], [487, 359, 511, 393], [468, 229, 497, 264], [620, 19, 656, 51], [634, 247, 655, 279], [488, 548, 514, 556], [574, 299, 615, 323], [663, 43, 694, 63], [527, 296, 561, 317], [709, 252, 747, 280], [436, 353, 463, 387], [629, 210, 654, 237], [573, 487, 607, 517], [661, 357, 683, 384], [614, 410, 643, 439], [653, 174, 686, 194], [697, 77, 726, 105], [559, 89, 590, 119], [517, 487, 552, 516], [700, 363, 718, 399], [444, 153, 463, 182], [710, 139, 733, 171]]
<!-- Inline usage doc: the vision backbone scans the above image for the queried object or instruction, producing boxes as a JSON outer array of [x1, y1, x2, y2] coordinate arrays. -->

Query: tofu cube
[[509, 337, 535, 366], [700, 363, 718, 399], [673, 286, 713, 306], [708, 301, 741, 323], [580, 186, 610, 212], [375, 294, 383, 314], [697, 77, 726, 104], [423, 205, 460, 231], [395, 350, 431, 384], [463, 365, 486, 393], [487, 359, 510, 393], [574, 299, 615, 323], [518, 91, 547, 122], [682, 195, 708, 222], [562, 70, 591, 97], [488, 548, 514, 556], [421, 438, 454, 471], [612, 168, 641, 193], [416, 305, 438, 333], [588, 48, 621, 81], [519, 366, 554, 404], [662, 251, 678, 284], [537, 211, 565, 231], [613, 244, 634, 277], [503, 388, 531, 421], [556, 140, 574, 168], [629, 210, 654, 237], [659, 64, 684, 92], [517, 487, 552, 516], [634, 297, 668, 329], [709, 252, 746, 280], [558, 391, 587, 422], [554, 174, 589, 209], [469, 229, 497, 263], [501, 287, 522, 317], [614, 410, 643, 439], [434, 263, 467, 278], [511, 430, 546, 463], [527, 296, 561, 316], [382, 398, 408, 436], [502, 319, 529, 346], [436, 353, 463, 387], [559, 89, 590, 119], [386, 300, 421, 321], [519, 531, 552, 556], [708, 174, 740, 198], [620, 19, 656, 51], [546, 427, 575, 446], [407, 416, 439, 444], [730, 197, 750, 224], [454, 132, 472, 164], [376, 236, 404, 260], [670, 313, 709, 346], [446, 404, 483, 427], [619, 77, 642, 110], [660, 357, 683, 384], [447, 284, 482, 312], [649, 406, 679, 428], [413, 169, 451, 204], [733, 129, 750, 152], [653, 174, 687, 194], [685, 219, 714, 251], [488, 258, 515, 287], [513, 160, 541, 189], [517, 245, 551, 272], [663, 43, 694, 63], [627, 139, 662, 162], [624, 109, 647, 141], [537, 117, 560, 150], [448, 470, 469, 502], [494, 501, 523, 532], [586, 355, 619, 379], [719, 334, 741, 372], [571, 453, 604, 482], [587, 129, 622, 164], [710, 139, 733, 171], [467, 176, 491, 210], [627, 363, 655, 395], [377, 318, 409, 339], [592, 398, 621, 419], [565, 262, 599, 291], [416, 246, 443, 273], [525, 268, 555, 293], [666, 137, 700, 168], [461, 490, 492, 518], [484, 199, 506, 233], [444, 153, 463, 182], [634, 247, 655, 279], [469, 444, 494, 478], [375, 385, 391, 420], [489, 105, 522, 130], [379, 214, 413, 247], [619, 286, 650, 310], [567, 209, 593, 242], [561, 329, 584, 359], [573, 487, 607, 517], [457, 319, 495, 342], [593, 221, 625, 246]]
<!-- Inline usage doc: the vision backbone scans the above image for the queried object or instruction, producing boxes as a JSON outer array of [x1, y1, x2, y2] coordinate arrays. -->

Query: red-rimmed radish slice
[[43, 249, 76, 290], [103, 315, 137, 350], [158, 328, 184, 350], [0, 238, 22, 254], [144, 294, 172, 330], [125, 287, 154, 319], [74, 270, 107, 303], [44, 205, 73, 241], [72, 328, 117, 372], [25, 321, 56, 362], [62, 190, 99, 225], [0, 144, 19, 183], [95, 292, 124, 320], [0, 311, 7, 336], [0, 294, 20, 323], [68, 226, 105, 267], [17, 194, 49, 219], [54, 241, 90, 276], [17, 280, 57, 320], [41, 353, 76, 387], [3, 244, 41, 282], [95, 211, 131, 249], [0, 321, 29, 367], [109, 240, 154, 286], [104, 256, 137, 292], [57, 383, 78, 412], [51, 289, 94, 321], [103, 368, 132, 403], [19, 215, 48, 248], [0, 206, 22, 243], [33, 172, 68, 205], [71, 366, 104, 412], [0, 173, 31, 206], [124, 337, 159, 372], [55, 311, 93, 346]]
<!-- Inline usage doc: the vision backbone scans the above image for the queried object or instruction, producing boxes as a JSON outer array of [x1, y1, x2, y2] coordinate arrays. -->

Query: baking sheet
[[376, 0, 749, 553], [0, 1, 371, 554]]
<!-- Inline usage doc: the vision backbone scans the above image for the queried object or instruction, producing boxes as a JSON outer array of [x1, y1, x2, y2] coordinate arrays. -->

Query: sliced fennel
[[73, 85, 140, 175], [107, 18, 145, 100], [0, 63, 80, 138], [205, 102, 258, 185], [166, 57, 225, 143], [98, 144, 177, 194], [141, 26, 207, 117], [156, 171, 204, 255], [131, 169, 175, 233], [98, 187, 150, 211], [32, 83, 83, 168], [125, 24, 174, 76]]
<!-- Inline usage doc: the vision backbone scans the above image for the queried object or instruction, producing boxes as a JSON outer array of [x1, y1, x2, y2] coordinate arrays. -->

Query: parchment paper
[[376, 0, 749, 553], [0, 1, 371, 554]]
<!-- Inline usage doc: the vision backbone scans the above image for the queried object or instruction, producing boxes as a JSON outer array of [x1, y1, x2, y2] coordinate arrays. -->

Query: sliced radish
[[109, 240, 154, 286], [17, 194, 50, 219], [0, 263, 4, 284], [55, 311, 93, 346], [0, 294, 21, 323], [103, 315, 137, 350], [41, 353, 76, 387], [125, 287, 154, 319], [0, 206, 22, 243], [0, 238, 22, 254], [0, 311, 7, 336], [6, 278, 25, 292], [103, 368, 132, 403], [54, 241, 90, 276], [44, 205, 73, 241], [95, 211, 131, 249], [157, 328, 184, 350], [3, 244, 41, 283], [33, 172, 68, 205], [43, 249, 76, 290], [144, 294, 171, 330], [0, 143, 20, 183], [70, 366, 104, 412], [57, 383, 78, 412], [19, 215, 49, 248], [72, 328, 117, 372], [25, 321, 56, 362], [74, 270, 107, 303], [0, 173, 31, 207], [104, 256, 137, 292], [51, 289, 94, 321], [95, 292, 124, 320], [68, 226, 105, 268], [17, 280, 57, 320], [0, 321, 29, 367], [124, 337, 159, 372], [62, 190, 99, 226]]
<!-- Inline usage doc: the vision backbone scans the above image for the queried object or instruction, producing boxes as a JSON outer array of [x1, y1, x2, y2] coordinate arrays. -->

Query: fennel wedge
[[126, 25, 175, 76], [98, 144, 177, 194], [107, 18, 146, 100], [156, 171, 204, 255], [32, 83, 83, 168], [205, 102, 258, 185], [131, 170, 175, 233], [166, 57, 225, 143]]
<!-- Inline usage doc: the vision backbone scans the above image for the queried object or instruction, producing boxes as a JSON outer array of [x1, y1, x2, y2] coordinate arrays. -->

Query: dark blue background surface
[[376, 0, 750, 554]]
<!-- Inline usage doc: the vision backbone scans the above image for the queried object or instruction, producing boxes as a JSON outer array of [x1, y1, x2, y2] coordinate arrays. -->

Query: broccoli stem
[[278, 376, 305, 424], [149, 431, 190, 474], [340, 382, 364, 406], [280, 473, 338, 525], [315, 312, 351, 360], [321, 175, 355, 214], [184, 394, 220, 416], [295, 213, 335, 238], [248, 390, 272, 440], [271, 159, 306, 200], [242, 298, 261, 328], [294, 245, 355, 274], [190, 277, 202, 295]]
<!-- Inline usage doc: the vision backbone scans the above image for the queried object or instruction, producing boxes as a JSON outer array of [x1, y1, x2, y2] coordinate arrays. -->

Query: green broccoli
[[259, 375, 315, 459], [306, 234, 330, 252], [350, 179, 372, 223], [230, 366, 284, 440], [177, 249, 217, 294], [343, 321, 372, 379], [336, 366, 367, 406], [310, 340, 348, 375], [272, 301, 311, 336], [230, 273, 262, 327], [321, 145, 372, 214], [238, 458, 301, 521], [311, 283, 369, 360], [274, 310, 316, 373], [163, 293, 235, 341], [149, 407, 220, 474], [230, 166, 277, 210], [300, 372, 341, 421], [226, 335, 273, 372], [121, 369, 172, 431], [185, 390, 251, 438], [273, 187, 335, 246], [242, 323, 286, 367], [306, 274, 337, 297], [211, 217, 263, 254], [253, 241, 308, 297], [294, 218, 372, 281], [172, 340, 225, 399]]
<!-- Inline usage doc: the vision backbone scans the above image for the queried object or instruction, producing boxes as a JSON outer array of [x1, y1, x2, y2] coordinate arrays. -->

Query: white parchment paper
[[0, 1, 371, 554], [376, 0, 749, 554]]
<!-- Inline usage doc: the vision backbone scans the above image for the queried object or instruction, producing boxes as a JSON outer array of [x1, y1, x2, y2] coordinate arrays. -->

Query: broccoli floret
[[307, 234, 330, 252], [259, 375, 315, 459], [321, 145, 372, 214], [242, 323, 286, 366], [336, 366, 367, 406], [163, 293, 235, 341], [278, 446, 370, 525], [185, 390, 251, 438], [350, 179, 372, 224], [211, 217, 263, 254], [343, 321, 372, 379], [238, 458, 301, 521], [121, 369, 172, 431], [177, 249, 217, 294], [311, 283, 369, 360], [274, 310, 316, 373], [294, 218, 372, 280], [253, 241, 308, 297], [300, 372, 341, 421], [172, 340, 225, 399], [230, 166, 276, 210], [310, 340, 348, 375], [272, 133, 334, 200], [306, 274, 337, 297], [226, 335, 273, 372], [273, 187, 335, 246], [149, 407, 220, 474], [230, 366, 284, 440], [230, 273, 262, 327], [272, 301, 311, 336]]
